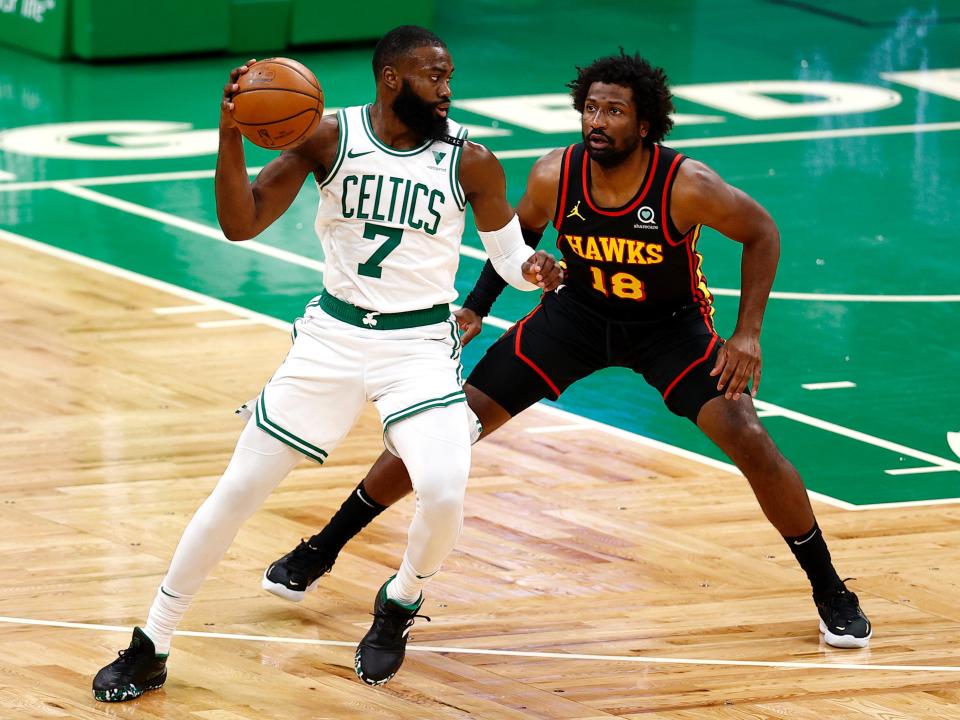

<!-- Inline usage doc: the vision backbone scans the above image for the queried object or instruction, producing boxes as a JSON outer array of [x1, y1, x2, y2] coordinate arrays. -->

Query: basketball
[[232, 57, 324, 150]]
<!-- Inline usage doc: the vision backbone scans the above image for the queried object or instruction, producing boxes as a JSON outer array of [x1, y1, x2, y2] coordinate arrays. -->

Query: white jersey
[[314, 104, 469, 312]]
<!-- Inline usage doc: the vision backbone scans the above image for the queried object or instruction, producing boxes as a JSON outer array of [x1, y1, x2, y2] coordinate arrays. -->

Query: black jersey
[[553, 143, 715, 327]]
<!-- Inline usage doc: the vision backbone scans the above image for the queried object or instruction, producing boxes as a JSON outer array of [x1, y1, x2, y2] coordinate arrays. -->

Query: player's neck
[[588, 144, 652, 204], [368, 102, 428, 151]]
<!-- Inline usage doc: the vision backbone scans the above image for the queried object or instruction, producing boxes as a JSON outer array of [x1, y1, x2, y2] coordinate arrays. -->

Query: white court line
[[0, 228, 289, 332], [524, 423, 595, 434], [195, 318, 262, 329], [710, 287, 960, 302], [885, 466, 959, 476], [754, 399, 960, 476], [154, 304, 219, 315], [53, 183, 327, 273], [10, 174, 958, 304], [802, 381, 857, 390], [1, 616, 957, 674], [494, 120, 960, 159], [2, 227, 957, 511]]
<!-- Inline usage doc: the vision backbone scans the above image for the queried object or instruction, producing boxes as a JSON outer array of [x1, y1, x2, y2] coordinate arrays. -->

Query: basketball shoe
[[261, 536, 336, 602], [815, 579, 872, 648], [92, 627, 167, 702], [355, 579, 429, 686]]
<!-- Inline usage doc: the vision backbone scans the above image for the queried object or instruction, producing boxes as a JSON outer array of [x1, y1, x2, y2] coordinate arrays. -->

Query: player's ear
[[639, 119, 650, 139], [382, 65, 400, 91]]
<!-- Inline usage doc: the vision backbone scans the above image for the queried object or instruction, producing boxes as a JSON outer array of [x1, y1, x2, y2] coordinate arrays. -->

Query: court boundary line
[[7, 169, 960, 303], [1, 616, 957, 674], [4, 119, 960, 192], [1, 226, 957, 510]]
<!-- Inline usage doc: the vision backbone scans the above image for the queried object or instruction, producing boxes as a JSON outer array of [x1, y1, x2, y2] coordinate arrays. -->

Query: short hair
[[372, 25, 447, 77], [567, 50, 674, 145]]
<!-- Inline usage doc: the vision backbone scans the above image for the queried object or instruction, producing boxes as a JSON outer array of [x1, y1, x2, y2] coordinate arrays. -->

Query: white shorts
[[251, 304, 470, 463]]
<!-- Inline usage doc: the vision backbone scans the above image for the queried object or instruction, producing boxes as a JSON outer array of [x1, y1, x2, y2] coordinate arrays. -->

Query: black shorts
[[467, 289, 724, 423]]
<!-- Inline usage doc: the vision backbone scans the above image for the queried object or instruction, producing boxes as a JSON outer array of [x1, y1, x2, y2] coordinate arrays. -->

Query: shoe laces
[[370, 606, 432, 638], [114, 643, 140, 666], [824, 578, 863, 623], [286, 538, 333, 577]]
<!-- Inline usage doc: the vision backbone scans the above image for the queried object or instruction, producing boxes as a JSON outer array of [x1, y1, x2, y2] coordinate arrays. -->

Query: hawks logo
[[566, 200, 586, 221]]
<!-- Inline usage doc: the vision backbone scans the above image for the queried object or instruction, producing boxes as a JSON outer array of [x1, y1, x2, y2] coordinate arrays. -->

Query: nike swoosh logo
[[347, 149, 375, 158]]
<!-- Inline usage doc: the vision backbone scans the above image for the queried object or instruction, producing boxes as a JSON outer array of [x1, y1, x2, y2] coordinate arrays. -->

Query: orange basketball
[[232, 58, 324, 150]]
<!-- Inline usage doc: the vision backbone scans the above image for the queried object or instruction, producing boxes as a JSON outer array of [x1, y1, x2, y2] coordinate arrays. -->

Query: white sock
[[383, 404, 471, 606], [141, 418, 301, 653], [142, 585, 193, 655]]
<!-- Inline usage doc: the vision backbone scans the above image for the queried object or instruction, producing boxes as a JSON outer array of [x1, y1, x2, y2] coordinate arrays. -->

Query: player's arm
[[456, 148, 563, 343], [671, 159, 781, 400], [459, 142, 562, 292], [215, 60, 336, 241]]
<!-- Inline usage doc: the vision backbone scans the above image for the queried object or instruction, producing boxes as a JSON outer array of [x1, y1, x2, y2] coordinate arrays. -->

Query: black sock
[[784, 520, 842, 596], [311, 481, 386, 557]]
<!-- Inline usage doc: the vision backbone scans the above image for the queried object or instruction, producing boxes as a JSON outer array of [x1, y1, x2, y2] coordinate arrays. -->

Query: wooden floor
[[2, 235, 959, 720]]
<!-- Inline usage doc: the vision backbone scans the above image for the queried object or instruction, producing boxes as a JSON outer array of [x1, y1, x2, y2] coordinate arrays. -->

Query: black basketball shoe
[[815, 579, 872, 648], [92, 627, 168, 702], [355, 579, 429, 686], [261, 536, 336, 602]]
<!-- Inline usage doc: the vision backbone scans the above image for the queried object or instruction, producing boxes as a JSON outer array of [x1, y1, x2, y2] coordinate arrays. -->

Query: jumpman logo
[[566, 200, 586, 221], [362, 311, 380, 327]]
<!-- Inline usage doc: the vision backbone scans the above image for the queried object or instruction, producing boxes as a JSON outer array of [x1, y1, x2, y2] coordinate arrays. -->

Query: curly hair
[[567, 50, 674, 146]]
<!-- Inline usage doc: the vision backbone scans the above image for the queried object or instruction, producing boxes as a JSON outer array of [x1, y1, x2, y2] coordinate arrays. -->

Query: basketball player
[[92, 26, 562, 701], [262, 51, 872, 651]]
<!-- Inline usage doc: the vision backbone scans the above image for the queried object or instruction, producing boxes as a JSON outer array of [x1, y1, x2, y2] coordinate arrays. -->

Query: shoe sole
[[354, 648, 397, 686], [261, 570, 320, 602], [819, 619, 871, 648], [93, 671, 167, 702]]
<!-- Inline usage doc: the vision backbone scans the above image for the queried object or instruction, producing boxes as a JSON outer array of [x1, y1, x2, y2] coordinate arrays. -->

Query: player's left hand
[[454, 307, 484, 346], [522, 250, 564, 291], [710, 330, 761, 400]]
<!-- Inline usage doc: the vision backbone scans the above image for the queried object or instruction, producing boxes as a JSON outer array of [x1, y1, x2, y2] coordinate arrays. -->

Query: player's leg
[[94, 314, 366, 701], [92, 419, 303, 701], [262, 293, 587, 601], [642, 310, 870, 648], [695, 395, 871, 648]]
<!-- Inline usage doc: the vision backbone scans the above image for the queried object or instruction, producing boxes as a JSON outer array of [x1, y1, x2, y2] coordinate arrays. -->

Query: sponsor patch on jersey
[[634, 205, 659, 230]]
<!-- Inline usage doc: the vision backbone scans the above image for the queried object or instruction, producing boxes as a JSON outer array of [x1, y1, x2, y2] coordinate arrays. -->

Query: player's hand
[[710, 330, 762, 400], [522, 250, 564, 291], [220, 59, 257, 130], [454, 307, 483, 346]]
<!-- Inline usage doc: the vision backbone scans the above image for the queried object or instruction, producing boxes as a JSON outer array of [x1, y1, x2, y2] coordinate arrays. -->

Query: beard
[[392, 81, 450, 141], [583, 129, 641, 168]]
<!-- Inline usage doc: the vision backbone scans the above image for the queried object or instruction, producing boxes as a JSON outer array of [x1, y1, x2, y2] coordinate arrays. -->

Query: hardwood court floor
[[1, 236, 959, 719]]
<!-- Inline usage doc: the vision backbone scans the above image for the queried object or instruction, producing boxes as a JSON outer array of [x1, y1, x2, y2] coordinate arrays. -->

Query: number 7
[[357, 223, 403, 279]]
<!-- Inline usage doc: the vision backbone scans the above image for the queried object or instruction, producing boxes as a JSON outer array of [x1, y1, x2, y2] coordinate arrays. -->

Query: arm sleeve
[[475, 214, 540, 293], [463, 226, 543, 316]]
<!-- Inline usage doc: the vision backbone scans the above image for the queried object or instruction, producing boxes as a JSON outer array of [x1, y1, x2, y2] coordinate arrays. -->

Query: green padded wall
[[289, 0, 434, 45], [229, 0, 290, 53], [72, 0, 230, 59], [0, 0, 70, 59]]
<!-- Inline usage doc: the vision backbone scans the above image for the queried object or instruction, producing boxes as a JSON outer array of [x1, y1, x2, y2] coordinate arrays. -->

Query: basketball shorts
[[467, 289, 725, 423], [248, 302, 472, 463]]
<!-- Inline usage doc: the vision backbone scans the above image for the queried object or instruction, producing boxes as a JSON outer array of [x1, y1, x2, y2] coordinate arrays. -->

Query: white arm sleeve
[[476, 214, 538, 291]]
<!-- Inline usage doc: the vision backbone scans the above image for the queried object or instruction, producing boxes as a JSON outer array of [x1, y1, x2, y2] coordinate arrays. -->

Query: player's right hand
[[522, 250, 564, 291], [220, 59, 257, 130], [454, 307, 483, 346]]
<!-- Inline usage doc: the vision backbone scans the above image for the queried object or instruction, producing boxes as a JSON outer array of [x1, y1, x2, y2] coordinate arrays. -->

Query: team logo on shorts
[[635, 206, 659, 229]]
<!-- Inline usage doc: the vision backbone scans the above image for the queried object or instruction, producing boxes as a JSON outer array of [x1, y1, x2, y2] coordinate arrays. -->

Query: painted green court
[[2, 1, 958, 506]]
